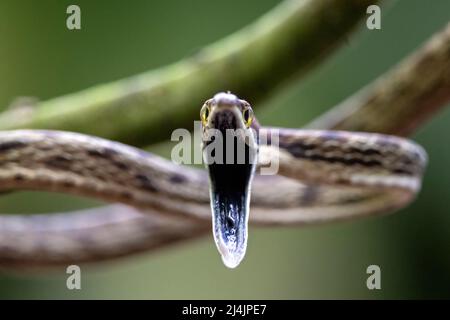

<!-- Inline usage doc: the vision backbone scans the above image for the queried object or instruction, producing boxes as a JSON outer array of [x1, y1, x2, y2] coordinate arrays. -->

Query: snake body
[[0, 93, 427, 268]]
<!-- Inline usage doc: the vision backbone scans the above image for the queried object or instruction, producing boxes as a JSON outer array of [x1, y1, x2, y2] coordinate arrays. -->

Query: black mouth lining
[[207, 128, 256, 249], [209, 161, 253, 246]]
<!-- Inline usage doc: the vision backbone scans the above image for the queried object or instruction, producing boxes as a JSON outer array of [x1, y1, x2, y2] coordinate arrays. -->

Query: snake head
[[201, 92, 258, 268]]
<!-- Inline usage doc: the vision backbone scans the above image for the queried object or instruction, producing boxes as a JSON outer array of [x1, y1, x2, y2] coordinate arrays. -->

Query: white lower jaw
[[222, 252, 244, 269], [215, 230, 247, 269]]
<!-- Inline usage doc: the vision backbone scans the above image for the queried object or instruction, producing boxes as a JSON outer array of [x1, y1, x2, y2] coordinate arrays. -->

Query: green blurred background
[[0, 0, 449, 299]]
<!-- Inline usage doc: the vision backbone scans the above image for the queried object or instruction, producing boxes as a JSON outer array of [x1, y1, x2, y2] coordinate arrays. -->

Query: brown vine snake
[[0, 92, 427, 268]]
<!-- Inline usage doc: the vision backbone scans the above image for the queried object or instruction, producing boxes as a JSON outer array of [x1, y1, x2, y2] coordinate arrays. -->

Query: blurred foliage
[[0, 0, 449, 299]]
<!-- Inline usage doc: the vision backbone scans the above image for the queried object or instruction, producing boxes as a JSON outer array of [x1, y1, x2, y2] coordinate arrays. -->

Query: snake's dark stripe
[[279, 141, 416, 176]]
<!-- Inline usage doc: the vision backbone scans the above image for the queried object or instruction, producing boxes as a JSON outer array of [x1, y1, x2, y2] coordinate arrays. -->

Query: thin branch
[[0, 0, 377, 146], [308, 22, 450, 135]]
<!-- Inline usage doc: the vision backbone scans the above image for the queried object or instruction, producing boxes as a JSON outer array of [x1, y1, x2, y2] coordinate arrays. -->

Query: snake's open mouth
[[204, 107, 257, 268], [208, 160, 253, 268]]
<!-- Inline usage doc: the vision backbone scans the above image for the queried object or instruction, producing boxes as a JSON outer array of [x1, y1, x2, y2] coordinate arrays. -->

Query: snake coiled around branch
[[0, 93, 427, 268]]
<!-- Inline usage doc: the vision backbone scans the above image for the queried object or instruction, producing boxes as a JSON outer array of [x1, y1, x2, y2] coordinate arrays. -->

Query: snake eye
[[242, 107, 253, 128], [200, 104, 210, 126]]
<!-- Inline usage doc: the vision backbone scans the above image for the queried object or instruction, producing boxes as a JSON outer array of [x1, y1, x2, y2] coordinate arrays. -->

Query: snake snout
[[213, 92, 239, 107]]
